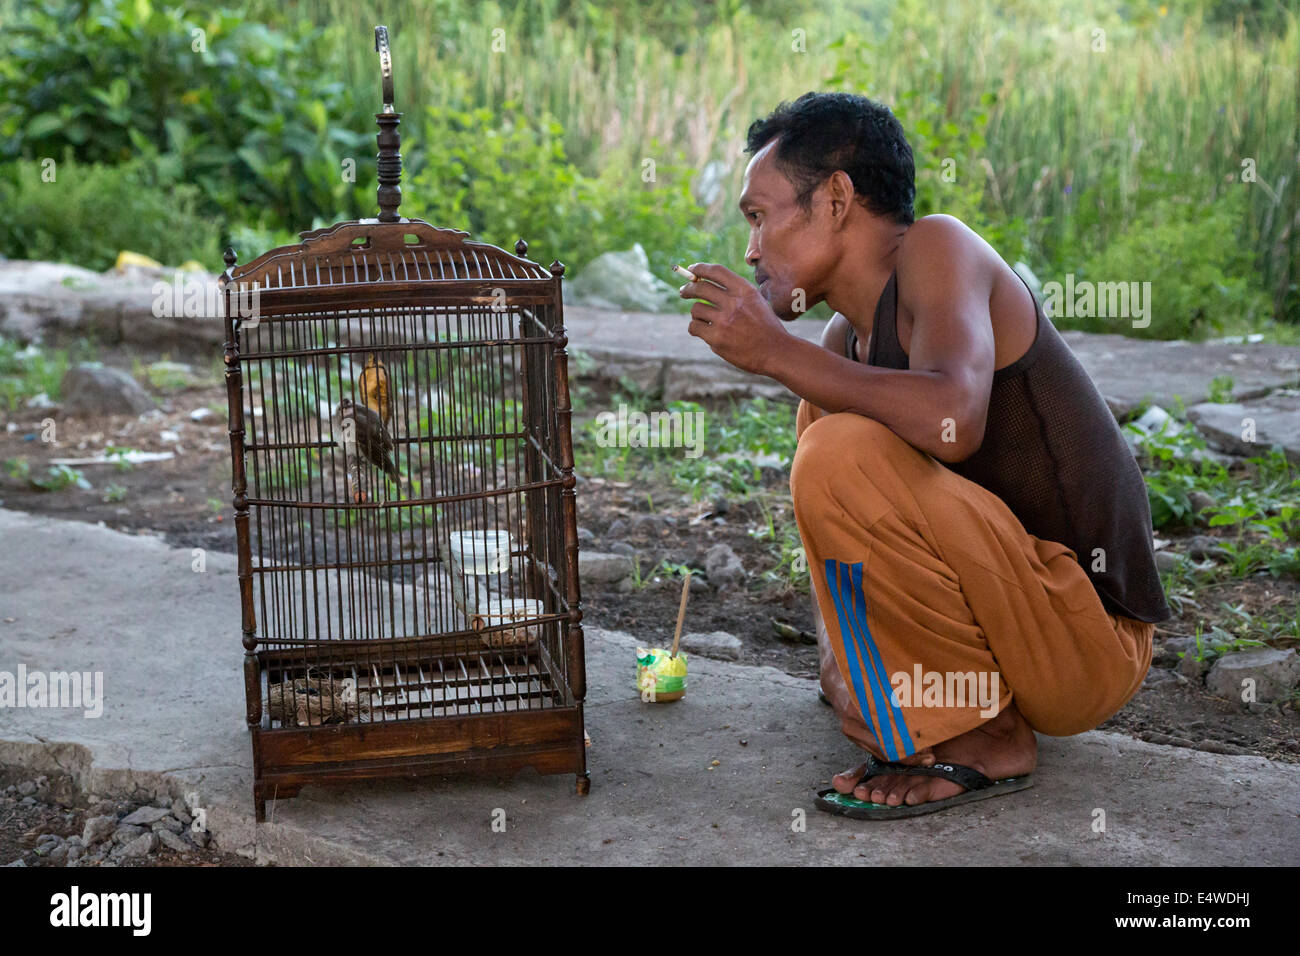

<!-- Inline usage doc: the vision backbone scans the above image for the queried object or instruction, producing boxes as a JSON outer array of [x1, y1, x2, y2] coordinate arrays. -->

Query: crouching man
[[676, 92, 1169, 818]]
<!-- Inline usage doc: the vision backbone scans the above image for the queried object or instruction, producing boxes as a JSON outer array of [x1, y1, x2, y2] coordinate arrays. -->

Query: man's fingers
[[687, 262, 740, 291], [689, 301, 721, 324], [678, 278, 723, 304], [686, 317, 714, 340]]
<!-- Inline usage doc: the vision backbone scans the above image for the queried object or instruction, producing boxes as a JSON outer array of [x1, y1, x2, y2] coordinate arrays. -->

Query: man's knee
[[790, 413, 900, 502]]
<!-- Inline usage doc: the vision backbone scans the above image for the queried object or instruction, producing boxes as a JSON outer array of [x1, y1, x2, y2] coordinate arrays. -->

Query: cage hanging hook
[[375, 25, 395, 112], [374, 24, 402, 221]]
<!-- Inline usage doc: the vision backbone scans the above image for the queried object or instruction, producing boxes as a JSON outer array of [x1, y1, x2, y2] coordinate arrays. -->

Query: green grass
[[0, 336, 74, 413]]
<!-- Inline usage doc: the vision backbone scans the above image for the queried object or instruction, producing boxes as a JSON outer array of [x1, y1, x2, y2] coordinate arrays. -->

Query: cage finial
[[374, 25, 402, 222], [515, 239, 528, 257]]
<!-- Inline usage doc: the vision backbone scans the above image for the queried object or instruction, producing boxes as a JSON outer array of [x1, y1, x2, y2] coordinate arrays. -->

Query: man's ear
[[825, 170, 856, 229]]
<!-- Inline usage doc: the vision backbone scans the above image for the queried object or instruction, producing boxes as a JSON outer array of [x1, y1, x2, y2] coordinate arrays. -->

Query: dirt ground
[[2, 355, 1297, 776]]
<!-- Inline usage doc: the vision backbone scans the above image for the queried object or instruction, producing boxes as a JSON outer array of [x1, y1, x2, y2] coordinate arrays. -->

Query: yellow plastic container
[[636, 647, 687, 703]]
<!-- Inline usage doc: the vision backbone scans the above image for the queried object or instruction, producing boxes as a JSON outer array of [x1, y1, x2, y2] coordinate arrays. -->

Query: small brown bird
[[358, 354, 391, 425], [334, 397, 402, 501]]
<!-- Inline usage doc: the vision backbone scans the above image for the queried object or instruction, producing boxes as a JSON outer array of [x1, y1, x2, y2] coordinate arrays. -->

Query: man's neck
[[823, 218, 907, 342]]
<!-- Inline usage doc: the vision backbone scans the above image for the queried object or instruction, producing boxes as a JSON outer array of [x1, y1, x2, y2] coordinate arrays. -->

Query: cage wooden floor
[[262, 645, 570, 728]]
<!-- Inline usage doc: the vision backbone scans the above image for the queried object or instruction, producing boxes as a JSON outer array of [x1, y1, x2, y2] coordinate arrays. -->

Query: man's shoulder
[[898, 215, 990, 269], [895, 215, 1000, 304]]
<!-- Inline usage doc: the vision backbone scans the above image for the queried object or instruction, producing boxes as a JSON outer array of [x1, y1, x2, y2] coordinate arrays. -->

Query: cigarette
[[672, 264, 697, 282]]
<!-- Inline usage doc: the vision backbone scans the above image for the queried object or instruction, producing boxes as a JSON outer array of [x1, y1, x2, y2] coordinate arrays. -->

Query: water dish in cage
[[266, 675, 370, 727], [447, 529, 513, 617]]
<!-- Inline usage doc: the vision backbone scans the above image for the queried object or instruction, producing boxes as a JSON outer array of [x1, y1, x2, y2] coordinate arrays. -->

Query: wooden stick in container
[[670, 571, 691, 659]]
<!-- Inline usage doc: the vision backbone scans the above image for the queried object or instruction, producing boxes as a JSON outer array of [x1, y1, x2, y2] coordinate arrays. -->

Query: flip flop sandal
[[815, 757, 1034, 820]]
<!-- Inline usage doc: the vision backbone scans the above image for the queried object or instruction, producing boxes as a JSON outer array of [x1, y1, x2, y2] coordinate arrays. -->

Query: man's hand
[[678, 262, 790, 376]]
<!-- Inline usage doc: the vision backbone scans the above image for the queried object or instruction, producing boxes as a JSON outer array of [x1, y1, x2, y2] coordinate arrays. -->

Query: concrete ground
[[1, 508, 1297, 865]]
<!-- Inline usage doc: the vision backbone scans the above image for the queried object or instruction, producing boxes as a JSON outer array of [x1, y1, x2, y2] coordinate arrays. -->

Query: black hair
[[745, 92, 915, 225]]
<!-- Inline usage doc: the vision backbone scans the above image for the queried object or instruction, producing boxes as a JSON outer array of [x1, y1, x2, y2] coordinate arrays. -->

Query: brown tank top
[[844, 271, 1172, 623]]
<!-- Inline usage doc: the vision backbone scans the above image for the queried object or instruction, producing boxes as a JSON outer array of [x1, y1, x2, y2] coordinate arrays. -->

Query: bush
[[1069, 187, 1272, 340], [405, 103, 707, 276], [0, 154, 223, 271], [0, 0, 372, 232]]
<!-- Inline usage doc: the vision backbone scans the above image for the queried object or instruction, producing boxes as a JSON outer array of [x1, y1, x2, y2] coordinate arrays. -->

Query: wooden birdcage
[[220, 27, 587, 822]]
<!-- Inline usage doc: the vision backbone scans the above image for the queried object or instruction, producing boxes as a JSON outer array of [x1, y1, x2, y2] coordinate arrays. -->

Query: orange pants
[[791, 401, 1153, 761]]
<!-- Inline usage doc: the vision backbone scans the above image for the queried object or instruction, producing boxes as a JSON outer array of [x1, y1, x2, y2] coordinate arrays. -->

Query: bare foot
[[831, 701, 1037, 807]]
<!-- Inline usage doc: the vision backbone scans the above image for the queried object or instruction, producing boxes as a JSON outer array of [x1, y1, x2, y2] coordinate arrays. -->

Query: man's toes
[[881, 776, 915, 807], [833, 763, 870, 795], [902, 776, 964, 806], [853, 775, 889, 804]]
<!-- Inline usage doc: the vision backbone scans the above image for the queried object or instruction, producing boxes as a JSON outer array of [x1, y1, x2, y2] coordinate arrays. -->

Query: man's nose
[[745, 235, 760, 267]]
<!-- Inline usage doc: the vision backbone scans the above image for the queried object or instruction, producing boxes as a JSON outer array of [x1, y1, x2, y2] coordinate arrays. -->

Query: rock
[[1154, 550, 1182, 574], [170, 799, 192, 826], [615, 578, 635, 593], [578, 551, 633, 585], [632, 514, 666, 534], [1153, 635, 1198, 666], [47, 844, 69, 865], [81, 814, 117, 846], [151, 817, 184, 835], [65, 844, 83, 865], [112, 824, 146, 844], [680, 630, 743, 661], [566, 244, 680, 313], [1188, 490, 1217, 518], [6, 859, 26, 867], [156, 829, 189, 853], [59, 364, 156, 417], [120, 804, 173, 826], [1143, 668, 1178, 687], [593, 359, 666, 396], [1206, 648, 1300, 703], [576, 526, 596, 545], [711, 497, 730, 516], [19, 797, 36, 806], [689, 575, 708, 593], [188, 407, 216, 423], [1188, 393, 1300, 464], [1176, 652, 1210, 682], [705, 543, 746, 589], [16, 781, 36, 796], [1183, 535, 1231, 560], [1131, 405, 1183, 439], [112, 832, 158, 860], [608, 542, 636, 558], [188, 829, 209, 849], [605, 518, 629, 538]]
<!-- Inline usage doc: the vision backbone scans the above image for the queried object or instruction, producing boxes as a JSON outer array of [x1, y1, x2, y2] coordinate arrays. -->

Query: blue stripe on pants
[[823, 559, 882, 751], [849, 561, 916, 757], [825, 558, 901, 759]]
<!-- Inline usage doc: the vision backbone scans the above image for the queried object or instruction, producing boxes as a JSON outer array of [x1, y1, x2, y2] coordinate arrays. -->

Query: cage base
[[250, 703, 587, 822]]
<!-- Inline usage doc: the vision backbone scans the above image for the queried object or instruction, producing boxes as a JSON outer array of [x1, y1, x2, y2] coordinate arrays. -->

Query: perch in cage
[[220, 25, 588, 822]]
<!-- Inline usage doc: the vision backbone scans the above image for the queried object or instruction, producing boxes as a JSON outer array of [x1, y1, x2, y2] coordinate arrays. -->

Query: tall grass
[[253, 0, 1296, 331]]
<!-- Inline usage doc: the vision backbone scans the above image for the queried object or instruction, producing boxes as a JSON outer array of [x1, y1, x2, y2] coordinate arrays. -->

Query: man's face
[[738, 138, 835, 321]]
